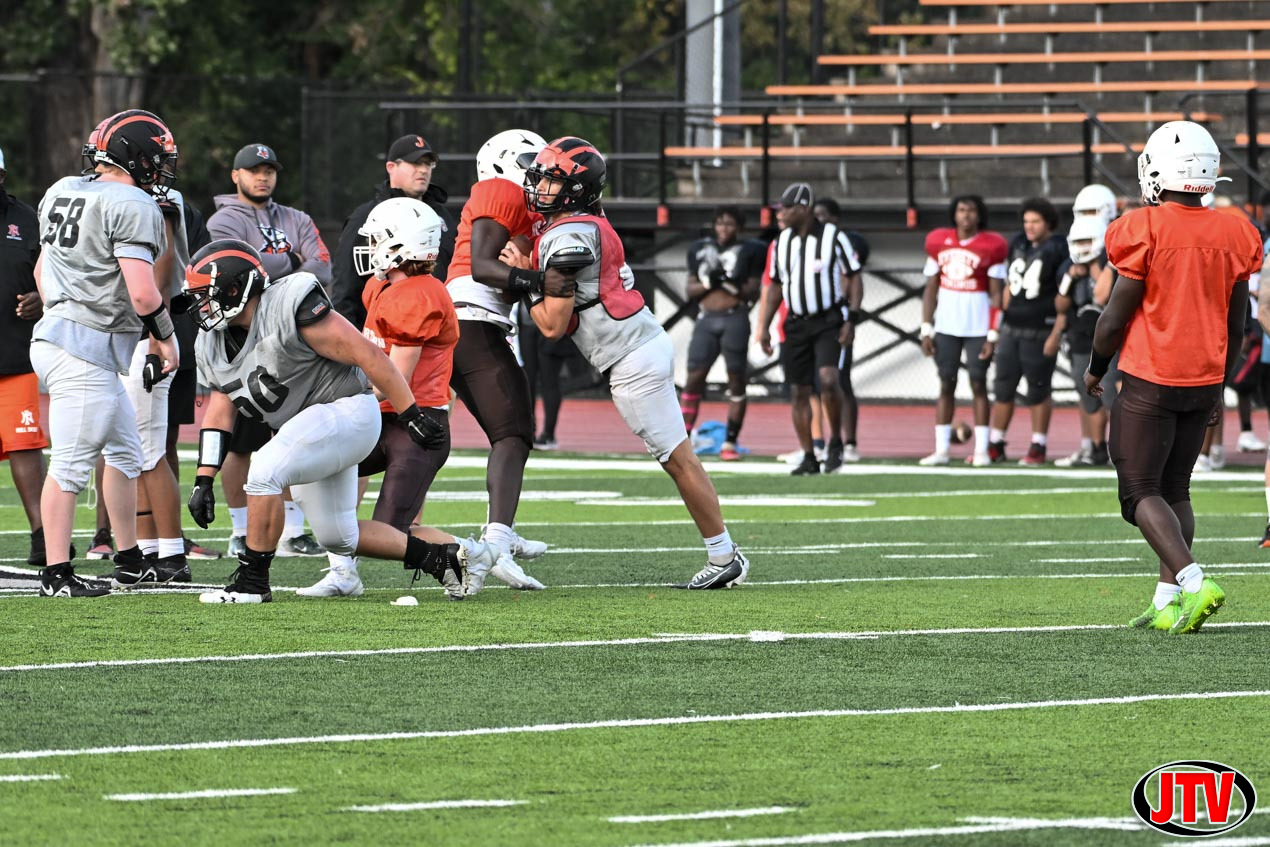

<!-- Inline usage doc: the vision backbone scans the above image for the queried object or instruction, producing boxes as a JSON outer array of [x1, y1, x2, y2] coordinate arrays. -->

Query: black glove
[[399, 404, 448, 450], [707, 267, 728, 289], [142, 353, 169, 393], [188, 475, 216, 529]]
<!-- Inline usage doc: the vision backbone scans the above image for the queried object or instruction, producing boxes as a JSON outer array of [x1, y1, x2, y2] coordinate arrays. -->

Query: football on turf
[[950, 420, 973, 444]]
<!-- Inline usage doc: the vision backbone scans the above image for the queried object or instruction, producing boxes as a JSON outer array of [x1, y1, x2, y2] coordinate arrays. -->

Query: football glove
[[188, 475, 216, 529], [141, 353, 169, 393], [399, 404, 448, 450]]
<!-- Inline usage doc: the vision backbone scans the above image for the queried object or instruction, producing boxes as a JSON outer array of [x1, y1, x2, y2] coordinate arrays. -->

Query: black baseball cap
[[233, 144, 282, 171], [780, 182, 814, 208], [387, 134, 438, 164]]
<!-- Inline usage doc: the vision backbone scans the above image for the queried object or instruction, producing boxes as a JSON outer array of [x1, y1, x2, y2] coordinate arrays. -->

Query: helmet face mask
[[92, 110, 179, 199], [355, 197, 446, 280], [1137, 120, 1222, 206], [522, 137, 606, 214], [1066, 215, 1106, 264], [183, 241, 268, 331], [476, 129, 547, 185]]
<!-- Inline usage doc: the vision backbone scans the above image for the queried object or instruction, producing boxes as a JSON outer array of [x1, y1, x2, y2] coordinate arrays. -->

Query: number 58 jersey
[[195, 273, 370, 430], [36, 175, 166, 334]]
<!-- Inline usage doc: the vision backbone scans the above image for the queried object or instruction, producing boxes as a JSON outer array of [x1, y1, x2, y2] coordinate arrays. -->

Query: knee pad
[[314, 523, 358, 557], [1023, 381, 1051, 406], [244, 464, 285, 497], [1119, 493, 1141, 526]]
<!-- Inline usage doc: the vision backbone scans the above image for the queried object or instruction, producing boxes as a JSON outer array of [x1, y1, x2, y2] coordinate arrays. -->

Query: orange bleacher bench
[[765, 80, 1259, 97], [712, 111, 1220, 128], [869, 20, 1270, 36], [920, 0, 1234, 6], [1235, 132, 1270, 146], [817, 49, 1270, 66], [664, 142, 1143, 159]]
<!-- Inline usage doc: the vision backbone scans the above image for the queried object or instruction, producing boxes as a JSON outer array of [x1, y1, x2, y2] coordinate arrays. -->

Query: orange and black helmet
[[523, 136, 606, 214], [183, 240, 268, 331], [91, 109, 179, 198]]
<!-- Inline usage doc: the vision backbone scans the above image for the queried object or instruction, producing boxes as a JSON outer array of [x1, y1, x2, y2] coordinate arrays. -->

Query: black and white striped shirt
[[768, 221, 860, 317]]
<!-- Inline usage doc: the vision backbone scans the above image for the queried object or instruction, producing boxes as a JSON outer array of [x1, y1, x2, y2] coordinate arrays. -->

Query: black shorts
[[1110, 372, 1221, 525], [359, 410, 450, 531], [450, 320, 534, 446], [934, 333, 990, 384], [687, 307, 750, 375], [993, 324, 1057, 406], [228, 414, 273, 454], [782, 310, 844, 387], [167, 369, 197, 426]]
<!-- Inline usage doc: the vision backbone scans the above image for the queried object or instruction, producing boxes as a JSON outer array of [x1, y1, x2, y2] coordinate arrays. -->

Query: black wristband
[[1088, 349, 1113, 378], [140, 304, 175, 340], [507, 267, 545, 296]]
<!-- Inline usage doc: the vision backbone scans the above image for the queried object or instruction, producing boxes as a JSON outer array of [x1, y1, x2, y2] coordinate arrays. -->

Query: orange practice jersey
[[446, 178, 541, 282], [361, 273, 459, 410], [1106, 202, 1264, 387]]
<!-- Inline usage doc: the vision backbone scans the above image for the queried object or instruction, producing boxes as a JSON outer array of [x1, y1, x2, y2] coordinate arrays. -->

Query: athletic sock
[[158, 537, 184, 559], [229, 507, 248, 536], [138, 538, 159, 557], [705, 529, 735, 565], [1175, 563, 1205, 594], [283, 500, 306, 540], [1031, 432, 1047, 446], [989, 428, 1006, 443], [935, 425, 952, 453], [484, 522, 514, 559], [1153, 582, 1182, 611], [1080, 437, 1093, 452], [812, 438, 825, 452], [974, 426, 989, 453]]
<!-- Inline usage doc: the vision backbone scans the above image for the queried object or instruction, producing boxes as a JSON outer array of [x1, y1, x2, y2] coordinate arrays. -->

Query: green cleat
[[1170, 578, 1226, 635], [1129, 599, 1181, 631]]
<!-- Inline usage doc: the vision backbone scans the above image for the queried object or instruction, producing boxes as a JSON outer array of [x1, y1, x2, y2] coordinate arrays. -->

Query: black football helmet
[[92, 109, 179, 198], [80, 116, 110, 175], [523, 136, 606, 214], [183, 240, 269, 330]]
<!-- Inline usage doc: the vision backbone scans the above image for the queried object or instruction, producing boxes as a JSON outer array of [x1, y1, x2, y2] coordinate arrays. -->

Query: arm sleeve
[[1103, 215, 1149, 281], [295, 214, 333, 285]]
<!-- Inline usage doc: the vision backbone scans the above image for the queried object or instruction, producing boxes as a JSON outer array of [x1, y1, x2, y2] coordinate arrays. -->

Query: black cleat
[[675, 549, 750, 590], [40, 563, 111, 598], [790, 454, 821, 476], [199, 561, 272, 604], [109, 550, 190, 589]]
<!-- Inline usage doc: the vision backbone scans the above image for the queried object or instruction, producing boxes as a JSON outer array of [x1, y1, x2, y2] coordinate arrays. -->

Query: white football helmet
[[1066, 215, 1106, 265], [476, 129, 547, 185], [1072, 184, 1117, 226], [1137, 121, 1226, 206], [354, 197, 446, 280]]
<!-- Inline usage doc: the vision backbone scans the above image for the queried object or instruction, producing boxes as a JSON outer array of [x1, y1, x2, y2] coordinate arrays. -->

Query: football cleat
[[533, 435, 559, 451], [1237, 430, 1267, 452], [461, 537, 498, 596], [277, 533, 325, 557], [777, 448, 806, 465], [987, 441, 1007, 464], [296, 559, 364, 598], [968, 452, 992, 467], [1193, 454, 1213, 473], [719, 442, 742, 462], [842, 444, 861, 463], [489, 553, 546, 590], [1170, 578, 1225, 634], [918, 451, 950, 466], [1208, 445, 1226, 470], [1019, 443, 1046, 466], [109, 551, 190, 589], [823, 443, 844, 474], [184, 536, 223, 560], [1129, 599, 1181, 631], [86, 527, 115, 560], [790, 455, 821, 476], [227, 535, 247, 557], [1054, 447, 1090, 468], [40, 564, 111, 598], [1089, 442, 1110, 466], [676, 547, 750, 590], [509, 532, 548, 561], [1258, 522, 1270, 549], [199, 564, 272, 604]]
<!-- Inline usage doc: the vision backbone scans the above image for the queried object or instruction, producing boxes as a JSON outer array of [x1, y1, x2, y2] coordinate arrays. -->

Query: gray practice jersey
[[157, 188, 192, 299], [537, 217, 661, 374], [195, 273, 370, 430]]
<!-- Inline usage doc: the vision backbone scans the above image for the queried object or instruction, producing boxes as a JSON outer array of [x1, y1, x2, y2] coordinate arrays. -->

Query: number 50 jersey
[[195, 273, 370, 430]]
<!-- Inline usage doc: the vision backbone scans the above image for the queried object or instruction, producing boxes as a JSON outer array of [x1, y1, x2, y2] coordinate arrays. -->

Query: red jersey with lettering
[[924, 228, 1009, 337]]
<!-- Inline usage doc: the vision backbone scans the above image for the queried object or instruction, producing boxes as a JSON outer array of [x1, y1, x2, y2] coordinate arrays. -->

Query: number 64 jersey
[[195, 273, 370, 430], [36, 175, 166, 337]]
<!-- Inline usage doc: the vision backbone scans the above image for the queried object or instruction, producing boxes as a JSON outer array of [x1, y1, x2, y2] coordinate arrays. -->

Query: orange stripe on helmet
[[99, 113, 176, 154], [184, 249, 264, 286]]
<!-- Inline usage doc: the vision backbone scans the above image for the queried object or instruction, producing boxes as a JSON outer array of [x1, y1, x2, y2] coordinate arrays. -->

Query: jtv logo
[[1132, 761, 1257, 837]]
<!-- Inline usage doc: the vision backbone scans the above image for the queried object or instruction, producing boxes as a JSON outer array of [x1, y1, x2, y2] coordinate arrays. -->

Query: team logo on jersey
[[6, 224, 19, 241], [937, 247, 984, 292], [19, 410, 34, 426], [257, 226, 293, 255], [1131, 761, 1256, 837]]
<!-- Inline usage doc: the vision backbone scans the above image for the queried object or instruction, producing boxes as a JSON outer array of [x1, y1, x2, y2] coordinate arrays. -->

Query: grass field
[[1, 452, 1267, 846]]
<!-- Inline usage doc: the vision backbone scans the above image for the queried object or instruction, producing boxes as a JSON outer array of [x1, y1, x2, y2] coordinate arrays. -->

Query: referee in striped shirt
[[757, 183, 862, 475]]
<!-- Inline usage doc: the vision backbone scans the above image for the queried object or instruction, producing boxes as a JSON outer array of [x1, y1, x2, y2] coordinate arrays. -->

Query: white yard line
[[610, 807, 795, 823], [3, 693, 1269, 763], [345, 799, 525, 812], [882, 554, 983, 559], [1034, 557, 1139, 563], [512, 513, 1267, 527], [0, 774, 60, 782], [104, 787, 296, 802]]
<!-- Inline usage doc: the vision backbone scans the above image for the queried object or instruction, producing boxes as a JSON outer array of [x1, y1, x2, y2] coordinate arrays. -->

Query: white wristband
[[987, 329, 1000, 343], [920, 322, 935, 339]]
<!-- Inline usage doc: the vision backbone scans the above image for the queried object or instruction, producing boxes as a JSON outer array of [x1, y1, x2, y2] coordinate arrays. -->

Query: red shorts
[[0, 372, 48, 459]]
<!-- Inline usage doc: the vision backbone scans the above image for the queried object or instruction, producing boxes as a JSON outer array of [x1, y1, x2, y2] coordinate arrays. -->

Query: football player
[[184, 240, 494, 603], [298, 198, 460, 597], [917, 195, 1009, 466], [1087, 120, 1262, 633], [443, 129, 553, 590], [989, 198, 1069, 465], [31, 109, 180, 597], [504, 137, 749, 590]]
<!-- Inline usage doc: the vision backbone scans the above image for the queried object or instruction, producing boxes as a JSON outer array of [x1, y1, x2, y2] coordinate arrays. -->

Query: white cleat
[[510, 532, 548, 560], [1193, 454, 1213, 473], [296, 558, 363, 598], [489, 553, 546, 590], [842, 444, 861, 463], [969, 452, 992, 467], [198, 588, 271, 604], [1237, 430, 1267, 452], [918, 451, 950, 466], [460, 537, 497, 596]]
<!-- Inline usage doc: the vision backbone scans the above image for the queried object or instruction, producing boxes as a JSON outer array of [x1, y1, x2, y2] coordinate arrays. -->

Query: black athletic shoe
[[1090, 442, 1110, 466], [791, 454, 821, 476], [198, 563, 273, 604], [40, 563, 111, 598], [109, 550, 190, 589], [675, 548, 750, 589], [823, 442, 844, 474]]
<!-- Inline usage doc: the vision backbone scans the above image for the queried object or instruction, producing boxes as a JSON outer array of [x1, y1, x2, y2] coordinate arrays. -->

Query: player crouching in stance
[[1085, 121, 1263, 633], [506, 137, 749, 590], [183, 240, 492, 602]]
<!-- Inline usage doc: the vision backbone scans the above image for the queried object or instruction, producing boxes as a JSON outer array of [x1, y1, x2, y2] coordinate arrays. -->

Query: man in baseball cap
[[386, 134, 438, 167], [780, 181, 814, 208], [232, 143, 282, 172]]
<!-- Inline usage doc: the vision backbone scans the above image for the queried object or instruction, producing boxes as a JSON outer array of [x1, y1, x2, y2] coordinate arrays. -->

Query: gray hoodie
[[207, 194, 331, 286]]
